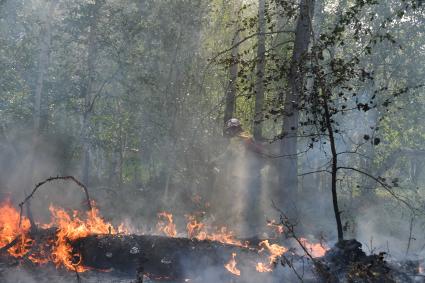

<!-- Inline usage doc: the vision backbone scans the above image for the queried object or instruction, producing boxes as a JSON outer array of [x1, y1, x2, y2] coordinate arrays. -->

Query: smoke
[[0, 0, 424, 282]]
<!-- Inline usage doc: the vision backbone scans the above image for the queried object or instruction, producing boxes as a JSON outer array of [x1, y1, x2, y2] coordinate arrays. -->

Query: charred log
[[72, 234, 263, 280]]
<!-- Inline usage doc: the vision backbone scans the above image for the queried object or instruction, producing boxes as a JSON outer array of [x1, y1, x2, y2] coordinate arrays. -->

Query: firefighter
[[224, 118, 264, 154], [212, 118, 266, 238]]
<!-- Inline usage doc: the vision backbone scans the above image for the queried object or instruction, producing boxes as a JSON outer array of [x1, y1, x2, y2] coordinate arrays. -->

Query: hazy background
[[0, 0, 424, 265]]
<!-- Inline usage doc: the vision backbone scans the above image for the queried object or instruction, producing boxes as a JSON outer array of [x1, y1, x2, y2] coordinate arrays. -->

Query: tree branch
[[208, 30, 295, 64], [336, 166, 416, 211], [19, 176, 92, 227]]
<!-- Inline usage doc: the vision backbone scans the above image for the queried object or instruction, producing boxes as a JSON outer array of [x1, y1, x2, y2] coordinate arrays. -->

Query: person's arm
[[244, 137, 265, 154], [244, 137, 279, 159]]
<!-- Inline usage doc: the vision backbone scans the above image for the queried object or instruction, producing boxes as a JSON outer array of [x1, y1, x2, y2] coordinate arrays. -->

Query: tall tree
[[253, 0, 266, 140], [30, 0, 57, 185], [278, 0, 315, 207], [223, 31, 240, 128], [81, 0, 102, 186]]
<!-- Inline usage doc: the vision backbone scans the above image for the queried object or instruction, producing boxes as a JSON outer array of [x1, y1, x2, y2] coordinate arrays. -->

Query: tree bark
[[33, 0, 56, 134], [73, 234, 263, 280], [277, 0, 315, 209], [322, 94, 343, 241], [223, 31, 240, 128], [253, 0, 266, 140], [81, 0, 101, 187], [25, 0, 57, 200]]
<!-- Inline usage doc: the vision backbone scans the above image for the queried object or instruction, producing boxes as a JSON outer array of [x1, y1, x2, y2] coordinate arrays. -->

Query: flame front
[[0, 200, 32, 257], [0, 201, 328, 276], [224, 252, 241, 276]]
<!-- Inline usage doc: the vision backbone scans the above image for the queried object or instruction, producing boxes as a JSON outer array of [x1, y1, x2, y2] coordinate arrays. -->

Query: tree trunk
[[322, 94, 343, 241], [27, 0, 57, 191], [277, 0, 315, 210], [81, 0, 101, 187], [73, 234, 263, 280], [223, 30, 240, 127], [33, 0, 56, 134], [253, 0, 266, 140]]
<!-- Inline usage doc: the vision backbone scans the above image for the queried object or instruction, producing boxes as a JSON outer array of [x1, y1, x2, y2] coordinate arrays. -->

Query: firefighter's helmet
[[225, 118, 243, 135]]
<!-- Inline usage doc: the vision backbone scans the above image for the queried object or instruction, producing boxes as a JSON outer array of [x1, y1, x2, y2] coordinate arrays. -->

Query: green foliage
[[0, 0, 424, 242]]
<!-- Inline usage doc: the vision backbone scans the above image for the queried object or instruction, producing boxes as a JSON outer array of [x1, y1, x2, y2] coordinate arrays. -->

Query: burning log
[[72, 234, 264, 280], [0, 184, 292, 281]]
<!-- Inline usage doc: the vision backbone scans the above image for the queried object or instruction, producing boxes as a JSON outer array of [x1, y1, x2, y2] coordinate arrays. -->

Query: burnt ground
[[1, 238, 425, 283]]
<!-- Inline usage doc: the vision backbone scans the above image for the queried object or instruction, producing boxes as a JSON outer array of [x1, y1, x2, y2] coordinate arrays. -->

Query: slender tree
[[81, 0, 102, 186], [278, 0, 315, 207], [223, 31, 240, 128], [253, 0, 266, 140]]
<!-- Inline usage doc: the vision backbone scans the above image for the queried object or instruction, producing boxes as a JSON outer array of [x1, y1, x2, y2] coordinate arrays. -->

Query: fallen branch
[[18, 176, 92, 227], [0, 237, 19, 254]]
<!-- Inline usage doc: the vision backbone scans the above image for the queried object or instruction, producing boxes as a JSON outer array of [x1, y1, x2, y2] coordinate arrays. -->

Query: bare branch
[[298, 169, 331, 177], [19, 176, 92, 227], [336, 166, 416, 212], [208, 30, 295, 64]]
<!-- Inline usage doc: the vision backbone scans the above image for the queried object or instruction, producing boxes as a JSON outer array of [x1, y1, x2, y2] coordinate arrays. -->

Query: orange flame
[[255, 262, 273, 272], [0, 200, 32, 258], [0, 199, 328, 276], [267, 220, 284, 235], [157, 212, 177, 237], [224, 252, 241, 276], [186, 215, 205, 239], [0, 200, 128, 271], [185, 214, 248, 247], [203, 227, 248, 247], [299, 238, 327, 258], [256, 240, 287, 272], [49, 203, 125, 272]]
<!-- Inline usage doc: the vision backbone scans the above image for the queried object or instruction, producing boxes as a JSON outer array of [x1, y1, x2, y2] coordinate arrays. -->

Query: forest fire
[[0, 0, 423, 280], [0, 199, 329, 281]]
